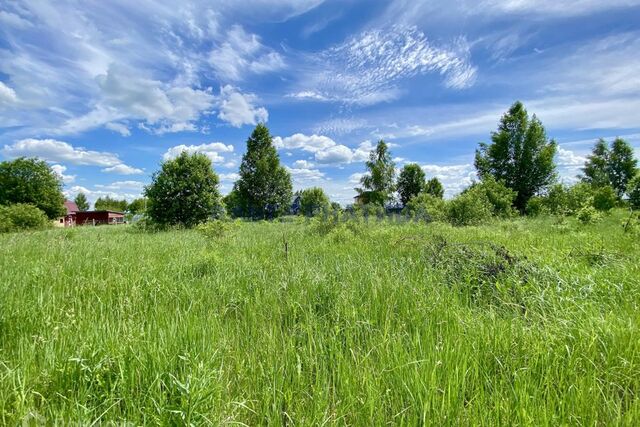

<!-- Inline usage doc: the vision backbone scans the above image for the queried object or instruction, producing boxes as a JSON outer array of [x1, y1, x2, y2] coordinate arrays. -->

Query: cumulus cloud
[[3, 138, 122, 166], [51, 164, 76, 184], [421, 163, 477, 197], [287, 166, 326, 186], [101, 164, 144, 175], [217, 85, 268, 127], [105, 122, 131, 137], [274, 133, 373, 165], [95, 180, 146, 191], [163, 141, 234, 164]]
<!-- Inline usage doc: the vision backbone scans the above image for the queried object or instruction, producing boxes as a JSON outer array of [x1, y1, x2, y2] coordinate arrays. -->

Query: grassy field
[[1, 212, 639, 425]]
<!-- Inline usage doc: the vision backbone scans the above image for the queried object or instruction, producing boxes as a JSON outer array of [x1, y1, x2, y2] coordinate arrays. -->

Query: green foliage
[[94, 196, 128, 212], [466, 176, 516, 217], [608, 138, 638, 198], [299, 187, 330, 216], [396, 163, 426, 206], [356, 140, 395, 206], [475, 101, 557, 212], [74, 193, 89, 211], [525, 196, 544, 216], [127, 198, 147, 214], [0, 157, 65, 219], [542, 183, 592, 215], [0, 203, 50, 232], [144, 151, 222, 228], [196, 219, 237, 240], [627, 173, 640, 209], [446, 190, 492, 226], [581, 138, 610, 187], [577, 204, 602, 224], [403, 193, 447, 222], [592, 185, 617, 212], [581, 138, 638, 198], [233, 124, 292, 218], [424, 177, 444, 199]]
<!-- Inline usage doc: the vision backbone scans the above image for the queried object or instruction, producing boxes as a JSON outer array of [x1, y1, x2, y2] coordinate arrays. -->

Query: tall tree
[[608, 138, 638, 198], [74, 193, 89, 211], [475, 101, 557, 212], [581, 138, 610, 187], [0, 157, 65, 219], [356, 140, 395, 206], [127, 198, 147, 214], [144, 151, 221, 227], [233, 124, 292, 218], [424, 177, 444, 199], [397, 163, 426, 206]]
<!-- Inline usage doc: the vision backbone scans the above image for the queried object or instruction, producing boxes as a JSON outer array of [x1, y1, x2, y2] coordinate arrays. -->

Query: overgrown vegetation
[[1, 212, 639, 424]]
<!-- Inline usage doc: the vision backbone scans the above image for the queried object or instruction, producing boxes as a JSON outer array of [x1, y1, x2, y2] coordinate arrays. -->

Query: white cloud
[[293, 159, 314, 168], [421, 163, 477, 197], [287, 91, 328, 101], [217, 85, 268, 127], [274, 133, 374, 165], [95, 180, 146, 191], [292, 26, 477, 106], [312, 118, 369, 136], [475, 0, 640, 17], [101, 164, 145, 175], [64, 185, 142, 206], [287, 166, 326, 186], [209, 25, 284, 81], [0, 81, 18, 106], [2, 138, 121, 166], [51, 164, 76, 184], [105, 122, 131, 137], [163, 141, 234, 164], [219, 172, 239, 181]]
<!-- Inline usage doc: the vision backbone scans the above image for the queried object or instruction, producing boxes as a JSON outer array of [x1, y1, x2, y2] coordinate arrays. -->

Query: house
[[75, 210, 125, 226], [55, 200, 78, 227]]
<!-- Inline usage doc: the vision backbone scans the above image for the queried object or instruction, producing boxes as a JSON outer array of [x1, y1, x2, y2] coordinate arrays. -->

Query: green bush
[[196, 220, 237, 239], [525, 196, 544, 216], [465, 177, 516, 217], [0, 203, 50, 232], [403, 193, 447, 222], [299, 187, 330, 217], [446, 191, 492, 226], [577, 204, 602, 225], [592, 185, 617, 211], [628, 174, 640, 209]]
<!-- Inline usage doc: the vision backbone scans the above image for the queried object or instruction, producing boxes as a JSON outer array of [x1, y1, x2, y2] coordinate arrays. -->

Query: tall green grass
[[1, 211, 639, 425]]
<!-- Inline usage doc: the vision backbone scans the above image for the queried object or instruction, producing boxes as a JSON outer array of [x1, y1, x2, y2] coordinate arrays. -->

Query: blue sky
[[1, 0, 639, 206]]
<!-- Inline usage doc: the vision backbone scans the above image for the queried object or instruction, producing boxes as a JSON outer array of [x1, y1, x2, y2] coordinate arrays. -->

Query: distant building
[[55, 200, 79, 227], [75, 210, 125, 226]]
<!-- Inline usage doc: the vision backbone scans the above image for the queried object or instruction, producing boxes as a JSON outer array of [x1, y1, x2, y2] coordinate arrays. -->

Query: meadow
[[1, 212, 639, 425]]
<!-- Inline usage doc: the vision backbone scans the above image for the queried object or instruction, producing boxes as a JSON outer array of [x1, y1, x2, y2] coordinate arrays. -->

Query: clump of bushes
[[196, 219, 238, 239], [403, 193, 446, 222], [0, 203, 51, 232], [445, 190, 492, 226], [576, 204, 602, 225]]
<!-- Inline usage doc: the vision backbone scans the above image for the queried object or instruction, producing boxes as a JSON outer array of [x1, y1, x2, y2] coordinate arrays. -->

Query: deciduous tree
[[356, 140, 395, 206], [397, 163, 425, 206]]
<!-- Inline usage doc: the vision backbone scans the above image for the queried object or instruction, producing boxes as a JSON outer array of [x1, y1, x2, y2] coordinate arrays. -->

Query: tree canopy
[[475, 101, 557, 212], [424, 177, 444, 199], [581, 137, 638, 198], [232, 124, 292, 218], [397, 163, 426, 206], [74, 193, 89, 211], [94, 197, 128, 212], [144, 151, 222, 227], [299, 187, 330, 216], [356, 140, 395, 206], [0, 157, 65, 219]]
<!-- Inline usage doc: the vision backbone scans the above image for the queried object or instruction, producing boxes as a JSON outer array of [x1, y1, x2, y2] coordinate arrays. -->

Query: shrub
[[465, 177, 516, 217], [446, 191, 492, 226], [592, 185, 617, 211], [403, 193, 447, 222], [299, 187, 330, 217], [0, 203, 50, 232], [628, 174, 640, 209], [577, 204, 602, 225], [196, 220, 237, 239], [525, 196, 544, 216]]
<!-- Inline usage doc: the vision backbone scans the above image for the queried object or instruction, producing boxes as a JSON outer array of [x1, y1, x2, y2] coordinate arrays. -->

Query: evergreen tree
[[397, 163, 426, 206], [234, 124, 292, 218], [356, 140, 395, 206], [0, 157, 65, 219], [144, 151, 221, 227], [74, 193, 89, 211], [475, 101, 557, 212]]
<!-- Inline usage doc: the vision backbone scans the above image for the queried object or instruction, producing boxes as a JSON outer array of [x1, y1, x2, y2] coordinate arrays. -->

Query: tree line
[[1, 101, 639, 231]]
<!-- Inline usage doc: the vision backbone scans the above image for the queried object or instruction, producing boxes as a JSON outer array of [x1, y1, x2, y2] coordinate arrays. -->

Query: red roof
[[64, 200, 79, 215]]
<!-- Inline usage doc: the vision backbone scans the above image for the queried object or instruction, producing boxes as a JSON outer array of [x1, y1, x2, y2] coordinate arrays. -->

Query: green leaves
[[475, 101, 557, 213], [397, 163, 426, 206], [356, 140, 395, 206], [582, 137, 638, 198], [144, 151, 222, 227]]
